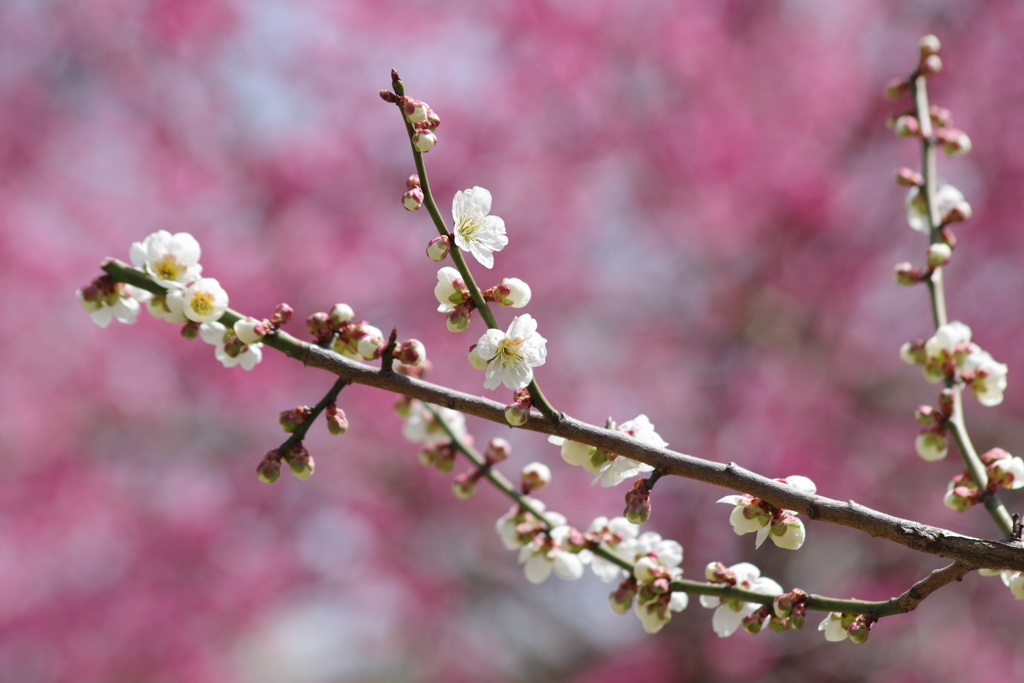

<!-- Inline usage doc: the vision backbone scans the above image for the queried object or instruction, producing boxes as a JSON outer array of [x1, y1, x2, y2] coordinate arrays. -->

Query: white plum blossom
[[700, 562, 783, 637], [547, 415, 663, 487], [587, 516, 640, 582], [635, 590, 688, 635], [129, 230, 202, 288], [199, 321, 262, 370], [717, 476, 815, 550], [924, 321, 972, 364], [434, 267, 468, 313], [493, 278, 532, 308], [621, 532, 687, 634], [915, 430, 949, 462], [1000, 571, 1024, 600], [961, 345, 1008, 407], [77, 283, 143, 327], [818, 612, 851, 642], [233, 317, 266, 345], [401, 401, 467, 446], [182, 278, 228, 323], [495, 498, 566, 551], [905, 184, 965, 233], [475, 314, 547, 390], [452, 187, 508, 268], [518, 525, 588, 584]]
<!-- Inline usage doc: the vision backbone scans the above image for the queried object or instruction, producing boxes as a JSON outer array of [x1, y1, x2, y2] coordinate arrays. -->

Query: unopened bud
[[768, 615, 790, 633], [418, 446, 439, 467], [446, 305, 472, 332], [940, 129, 971, 157], [848, 618, 871, 644], [774, 593, 795, 618], [412, 129, 437, 153], [402, 98, 430, 123], [915, 429, 949, 462], [942, 201, 972, 225], [279, 406, 310, 433], [256, 456, 281, 484], [504, 402, 529, 426], [181, 321, 200, 340], [402, 187, 424, 211], [919, 34, 941, 57], [425, 109, 440, 130], [919, 54, 942, 76], [287, 444, 314, 480], [329, 303, 354, 325], [379, 89, 398, 103], [521, 462, 551, 492], [326, 404, 348, 435], [938, 388, 955, 415], [895, 167, 923, 187], [900, 340, 926, 365], [395, 339, 427, 366], [609, 578, 638, 615], [435, 450, 456, 473], [272, 303, 294, 326], [357, 335, 386, 361], [884, 77, 909, 100], [427, 235, 451, 262], [705, 561, 733, 584], [234, 317, 266, 345], [452, 472, 477, 499], [893, 115, 921, 137], [406, 174, 420, 189], [894, 261, 924, 285], [742, 608, 769, 635], [929, 105, 953, 128], [927, 242, 952, 268], [914, 405, 939, 424], [624, 480, 652, 525], [307, 312, 333, 342], [493, 278, 532, 308], [484, 438, 512, 464]]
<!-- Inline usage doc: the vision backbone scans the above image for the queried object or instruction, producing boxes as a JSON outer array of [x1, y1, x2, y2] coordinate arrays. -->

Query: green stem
[[389, 76, 559, 423], [911, 75, 1014, 540]]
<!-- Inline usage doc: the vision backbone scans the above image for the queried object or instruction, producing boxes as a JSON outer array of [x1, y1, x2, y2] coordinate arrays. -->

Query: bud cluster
[[944, 448, 1024, 512], [701, 561, 783, 637], [504, 388, 533, 426], [306, 303, 428, 367], [717, 475, 815, 550], [818, 612, 875, 644], [256, 443, 315, 484]]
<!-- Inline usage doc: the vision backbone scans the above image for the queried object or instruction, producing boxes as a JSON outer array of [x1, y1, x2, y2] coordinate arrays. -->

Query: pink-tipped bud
[[357, 335, 386, 361], [899, 340, 927, 365], [406, 174, 421, 189], [427, 235, 451, 262], [425, 109, 440, 130], [938, 388, 956, 416], [927, 242, 953, 268], [624, 480, 652, 525], [895, 167, 923, 187], [742, 607, 769, 635], [279, 406, 310, 433], [395, 339, 427, 366], [402, 187, 424, 211], [326, 403, 348, 435], [493, 278, 532, 308], [181, 321, 200, 340], [929, 105, 953, 128], [893, 115, 921, 137], [435, 450, 456, 473], [485, 437, 512, 464], [272, 303, 294, 326], [915, 429, 949, 462], [919, 34, 941, 57], [402, 98, 430, 123], [919, 54, 942, 76], [452, 472, 477, 499], [942, 201, 972, 225], [445, 305, 472, 333], [894, 262, 925, 285], [848, 618, 871, 644], [307, 312, 333, 342], [939, 129, 972, 157], [234, 317, 267, 345], [287, 443, 314, 480], [504, 402, 529, 426], [379, 90, 398, 103], [885, 77, 909, 100], [256, 456, 281, 484], [768, 615, 790, 633], [521, 462, 551, 492], [609, 577, 639, 615], [412, 129, 437, 153], [914, 405, 940, 425], [789, 602, 807, 630], [705, 561, 734, 584], [329, 303, 355, 325]]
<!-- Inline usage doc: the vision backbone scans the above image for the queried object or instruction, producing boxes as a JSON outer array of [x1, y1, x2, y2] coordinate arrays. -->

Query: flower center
[[153, 256, 184, 281], [190, 292, 215, 316], [458, 216, 486, 241], [496, 337, 524, 365]]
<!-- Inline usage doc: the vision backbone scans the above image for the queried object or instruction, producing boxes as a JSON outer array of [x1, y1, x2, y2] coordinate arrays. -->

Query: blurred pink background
[[4, 1, 1024, 681]]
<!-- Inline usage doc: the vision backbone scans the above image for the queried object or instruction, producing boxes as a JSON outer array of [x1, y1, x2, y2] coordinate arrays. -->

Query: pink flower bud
[[942, 201, 972, 224], [446, 304, 472, 332], [895, 167, 923, 187], [915, 428, 948, 462], [412, 129, 437, 153], [287, 443, 314, 480], [279, 406, 310, 433], [326, 404, 348, 435], [492, 278, 532, 308], [256, 455, 281, 484], [768, 615, 790, 633], [272, 303, 294, 326], [609, 577, 638, 615], [427, 235, 451, 262], [624, 480, 652, 525], [893, 262, 925, 285], [425, 109, 440, 130], [914, 405, 940, 424], [402, 187, 424, 211], [939, 129, 971, 157], [504, 402, 529, 426], [884, 77, 909, 100], [395, 339, 427, 366], [926, 243, 952, 268], [406, 174, 420, 189], [938, 388, 955, 416], [892, 115, 921, 137], [705, 561, 734, 584], [929, 105, 953, 128], [742, 607, 769, 635], [847, 617, 872, 644], [485, 438, 512, 464]]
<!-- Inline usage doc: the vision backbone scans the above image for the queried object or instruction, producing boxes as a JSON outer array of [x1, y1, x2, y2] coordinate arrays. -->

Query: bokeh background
[[4, 0, 1024, 681]]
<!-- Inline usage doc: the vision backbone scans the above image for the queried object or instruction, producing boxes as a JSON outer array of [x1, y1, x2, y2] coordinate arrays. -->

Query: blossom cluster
[[900, 321, 1008, 409], [717, 476, 816, 550], [944, 448, 1024, 512], [547, 415, 664, 489], [701, 562, 783, 637]]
